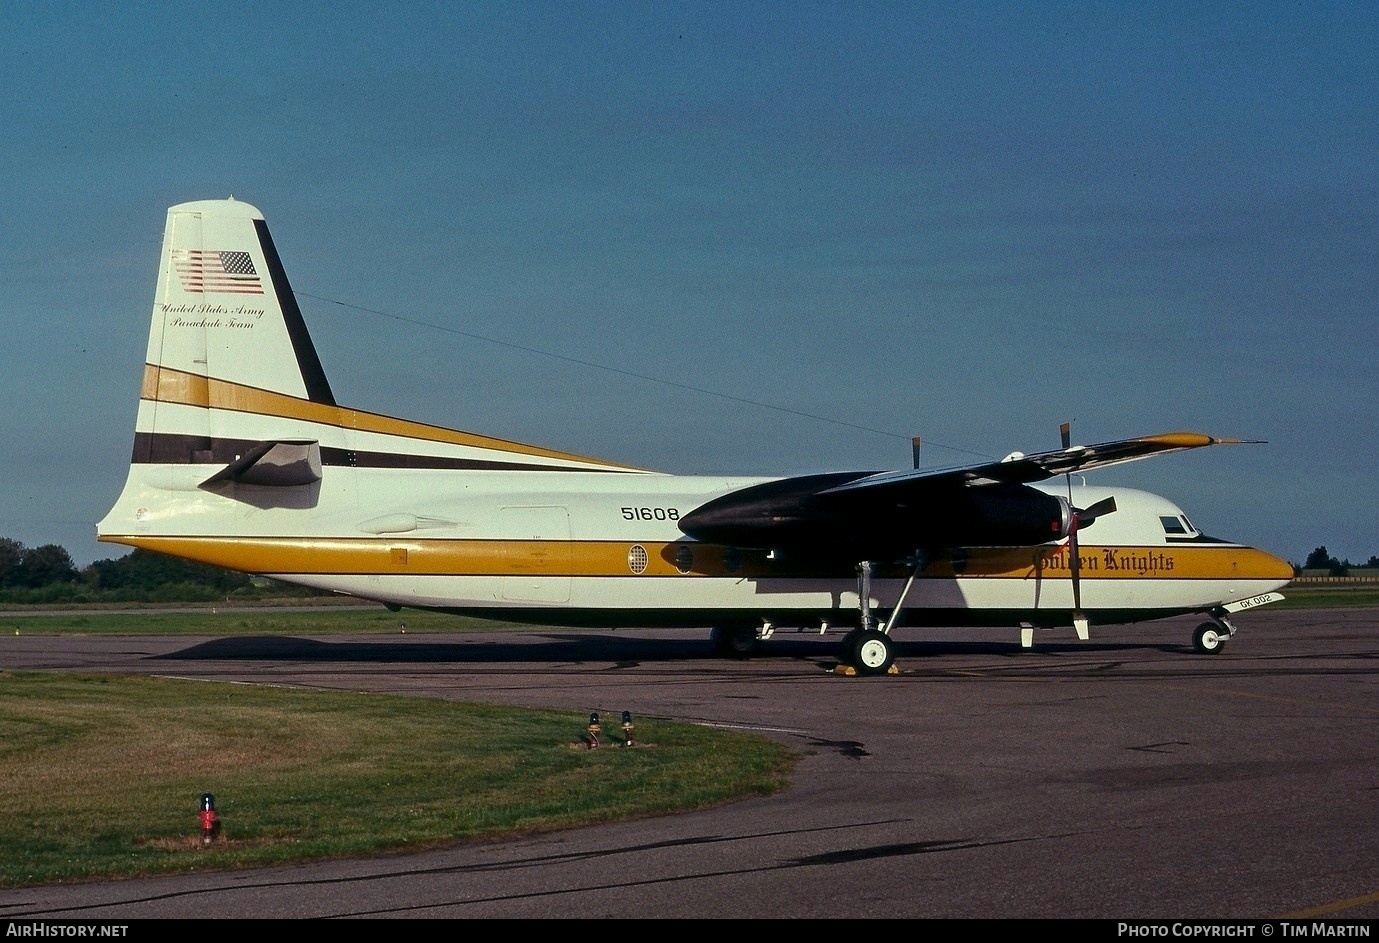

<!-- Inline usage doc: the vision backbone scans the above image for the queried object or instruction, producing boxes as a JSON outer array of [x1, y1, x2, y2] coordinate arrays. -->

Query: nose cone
[[1239, 545, 1296, 591]]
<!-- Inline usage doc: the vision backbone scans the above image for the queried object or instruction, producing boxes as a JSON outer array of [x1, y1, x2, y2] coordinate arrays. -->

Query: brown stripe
[[141, 364, 649, 471], [129, 432, 633, 473]]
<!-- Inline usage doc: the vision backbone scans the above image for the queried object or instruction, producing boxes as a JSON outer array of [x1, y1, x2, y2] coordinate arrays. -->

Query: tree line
[[1303, 547, 1379, 577], [0, 537, 307, 605], [2, 536, 1376, 605]]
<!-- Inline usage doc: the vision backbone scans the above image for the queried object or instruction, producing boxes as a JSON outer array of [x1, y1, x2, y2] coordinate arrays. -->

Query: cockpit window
[[1160, 515, 1189, 535]]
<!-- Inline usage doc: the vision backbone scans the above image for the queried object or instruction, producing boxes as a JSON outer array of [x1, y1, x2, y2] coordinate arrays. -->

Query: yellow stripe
[[962, 545, 1294, 581], [142, 364, 649, 471], [145, 365, 208, 405], [1134, 432, 1224, 448], [101, 535, 1293, 581], [103, 535, 775, 577]]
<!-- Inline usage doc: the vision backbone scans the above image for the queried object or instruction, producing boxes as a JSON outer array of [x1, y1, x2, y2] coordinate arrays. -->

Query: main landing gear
[[836, 557, 923, 676], [711, 623, 767, 658], [709, 557, 920, 676], [1192, 608, 1239, 655]]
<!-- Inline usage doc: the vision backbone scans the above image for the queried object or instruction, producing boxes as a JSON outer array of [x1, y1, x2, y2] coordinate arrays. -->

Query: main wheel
[[1193, 622, 1225, 655], [850, 629, 896, 676], [711, 624, 760, 658]]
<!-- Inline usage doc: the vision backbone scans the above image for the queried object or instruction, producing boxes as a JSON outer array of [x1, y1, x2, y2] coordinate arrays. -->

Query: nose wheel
[[1193, 623, 1225, 654], [1192, 610, 1238, 655]]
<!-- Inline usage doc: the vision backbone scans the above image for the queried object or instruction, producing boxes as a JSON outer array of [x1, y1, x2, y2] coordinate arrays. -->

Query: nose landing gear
[[1192, 609, 1239, 654]]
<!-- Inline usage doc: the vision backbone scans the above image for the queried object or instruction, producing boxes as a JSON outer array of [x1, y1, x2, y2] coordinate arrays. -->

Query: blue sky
[[2, 1, 1375, 568]]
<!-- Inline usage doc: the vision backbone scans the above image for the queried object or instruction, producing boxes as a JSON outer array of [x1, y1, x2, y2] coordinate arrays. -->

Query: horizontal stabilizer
[[200, 440, 322, 487]]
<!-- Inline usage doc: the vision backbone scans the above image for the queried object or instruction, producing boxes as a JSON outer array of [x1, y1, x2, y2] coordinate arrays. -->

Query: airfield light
[[621, 711, 634, 747], [198, 793, 218, 845], [587, 712, 601, 750]]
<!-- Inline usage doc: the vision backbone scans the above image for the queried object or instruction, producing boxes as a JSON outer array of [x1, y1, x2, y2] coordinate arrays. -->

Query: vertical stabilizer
[[147, 198, 332, 403], [134, 198, 334, 464], [101, 198, 651, 555]]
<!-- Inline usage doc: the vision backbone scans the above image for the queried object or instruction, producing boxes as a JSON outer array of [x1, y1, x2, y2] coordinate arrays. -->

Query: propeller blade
[[1068, 505, 1089, 640], [1051, 421, 1097, 640], [1068, 514, 1081, 598], [1073, 495, 1118, 525]]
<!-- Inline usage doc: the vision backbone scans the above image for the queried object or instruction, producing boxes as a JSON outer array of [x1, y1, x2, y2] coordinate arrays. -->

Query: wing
[[677, 431, 1256, 558], [825, 431, 1254, 492]]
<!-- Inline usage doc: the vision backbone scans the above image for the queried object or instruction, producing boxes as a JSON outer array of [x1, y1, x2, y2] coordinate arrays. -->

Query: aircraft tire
[[851, 629, 895, 676], [711, 624, 760, 658], [1193, 623, 1225, 655]]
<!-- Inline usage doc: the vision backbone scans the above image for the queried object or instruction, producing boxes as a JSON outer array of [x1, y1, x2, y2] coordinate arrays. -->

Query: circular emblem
[[627, 545, 648, 574]]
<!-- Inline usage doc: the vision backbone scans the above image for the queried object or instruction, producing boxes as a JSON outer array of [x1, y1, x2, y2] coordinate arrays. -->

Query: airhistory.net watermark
[[5, 926, 129, 938]]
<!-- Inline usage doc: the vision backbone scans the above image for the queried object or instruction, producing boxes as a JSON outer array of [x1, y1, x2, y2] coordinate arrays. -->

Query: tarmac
[[2, 606, 1377, 920]]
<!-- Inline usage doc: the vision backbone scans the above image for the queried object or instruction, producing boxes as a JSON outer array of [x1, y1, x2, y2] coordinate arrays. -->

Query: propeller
[[1057, 423, 1117, 640]]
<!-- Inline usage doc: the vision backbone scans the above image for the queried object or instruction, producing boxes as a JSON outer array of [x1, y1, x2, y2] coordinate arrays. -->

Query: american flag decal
[[172, 249, 265, 294]]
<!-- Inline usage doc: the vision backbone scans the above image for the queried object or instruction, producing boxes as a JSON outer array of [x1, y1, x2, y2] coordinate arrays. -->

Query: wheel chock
[[832, 664, 902, 677]]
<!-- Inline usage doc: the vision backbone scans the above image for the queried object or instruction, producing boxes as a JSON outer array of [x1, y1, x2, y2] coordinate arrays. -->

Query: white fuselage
[[101, 461, 1292, 629]]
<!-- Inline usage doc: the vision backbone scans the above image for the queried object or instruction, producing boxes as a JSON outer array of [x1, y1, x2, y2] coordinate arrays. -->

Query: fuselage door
[[499, 506, 572, 603]]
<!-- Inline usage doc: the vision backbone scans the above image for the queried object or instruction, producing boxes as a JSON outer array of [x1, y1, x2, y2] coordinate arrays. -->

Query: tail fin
[[100, 198, 648, 552], [134, 198, 334, 466]]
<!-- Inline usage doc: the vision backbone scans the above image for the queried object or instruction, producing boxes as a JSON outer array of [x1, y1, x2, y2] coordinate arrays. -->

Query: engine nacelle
[[679, 477, 1072, 559]]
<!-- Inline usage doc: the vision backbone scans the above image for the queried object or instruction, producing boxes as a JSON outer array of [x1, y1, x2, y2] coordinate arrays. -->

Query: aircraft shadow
[[151, 633, 1185, 665]]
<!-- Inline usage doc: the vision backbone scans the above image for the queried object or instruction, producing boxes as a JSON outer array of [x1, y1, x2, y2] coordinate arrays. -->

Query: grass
[[1270, 582, 1379, 609], [0, 670, 799, 889]]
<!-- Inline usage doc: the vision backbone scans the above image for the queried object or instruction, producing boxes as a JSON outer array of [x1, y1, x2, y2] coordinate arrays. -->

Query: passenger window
[[1159, 516, 1188, 535]]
